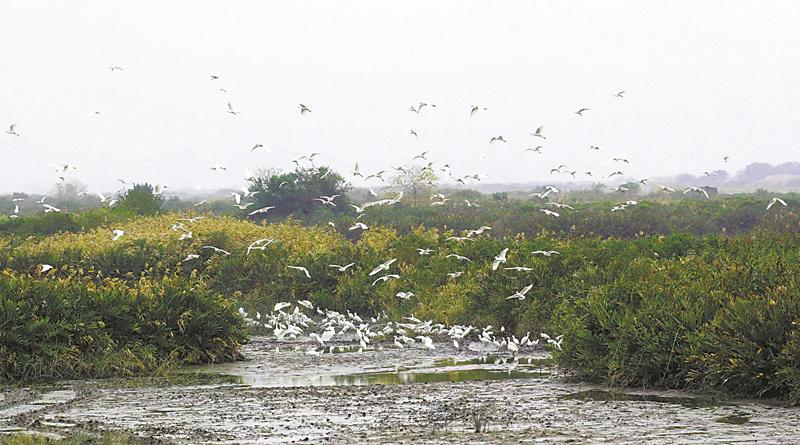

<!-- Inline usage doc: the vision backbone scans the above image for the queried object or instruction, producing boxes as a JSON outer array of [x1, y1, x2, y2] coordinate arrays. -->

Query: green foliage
[[0, 270, 245, 382], [115, 183, 164, 216], [248, 166, 350, 219]]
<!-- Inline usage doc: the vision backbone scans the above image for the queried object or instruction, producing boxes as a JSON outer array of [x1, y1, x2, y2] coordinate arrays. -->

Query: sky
[[1, 1, 799, 194]]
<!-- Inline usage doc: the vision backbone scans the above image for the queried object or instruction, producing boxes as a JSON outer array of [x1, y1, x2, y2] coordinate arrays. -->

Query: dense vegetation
[[1, 186, 799, 404]]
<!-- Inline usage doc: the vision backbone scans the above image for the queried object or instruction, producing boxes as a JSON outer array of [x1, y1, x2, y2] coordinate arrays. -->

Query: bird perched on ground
[[111, 229, 125, 241]]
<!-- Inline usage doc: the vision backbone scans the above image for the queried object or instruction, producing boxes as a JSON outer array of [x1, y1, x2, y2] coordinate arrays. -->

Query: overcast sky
[[1, 1, 799, 194]]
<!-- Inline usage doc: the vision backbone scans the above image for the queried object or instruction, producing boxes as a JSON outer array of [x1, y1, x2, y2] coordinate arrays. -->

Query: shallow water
[[3, 336, 800, 444]]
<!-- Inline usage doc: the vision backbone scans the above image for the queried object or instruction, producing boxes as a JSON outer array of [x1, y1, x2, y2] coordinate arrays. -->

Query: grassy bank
[[1, 208, 799, 403]]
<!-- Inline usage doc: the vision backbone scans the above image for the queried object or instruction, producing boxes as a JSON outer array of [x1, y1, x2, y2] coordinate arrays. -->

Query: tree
[[248, 166, 350, 219], [390, 165, 438, 207], [116, 183, 164, 215]]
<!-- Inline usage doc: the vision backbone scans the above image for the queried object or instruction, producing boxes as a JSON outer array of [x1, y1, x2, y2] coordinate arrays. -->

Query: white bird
[[366, 258, 397, 277], [201, 246, 231, 256], [504, 266, 534, 272], [179, 231, 193, 241], [274, 302, 292, 312], [684, 187, 710, 199], [396, 291, 415, 300], [507, 284, 534, 300], [546, 202, 575, 210], [447, 254, 472, 263], [248, 206, 276, 216], [40, 264, 54, 273], [659, 185, 676, 193], [767, 197, 788, 210], [329, 263, 355, 272], [182, 254, 200, 262], [247, 238, 275, 255], [530, 126, 546, 139], [416, 336, 436, 351], [111, 230, 125, 241], [525, 146, 543, 154], [489, 135, 507, 144], [464, 199, 480, 208], [372, 274, 400, 286], [6, 124, 20, 136], [532, 250, 560, 257], [287, 265, 311, 279], [417, 248, 435, 256], [492, 248, 509, 271], [43, 204, 61, 213], [349, 222, 369, 231], [540, 209, 560, 218]]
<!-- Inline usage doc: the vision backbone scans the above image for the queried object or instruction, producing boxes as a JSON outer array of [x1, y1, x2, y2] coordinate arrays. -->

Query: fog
[[1, 1, 799, 193]]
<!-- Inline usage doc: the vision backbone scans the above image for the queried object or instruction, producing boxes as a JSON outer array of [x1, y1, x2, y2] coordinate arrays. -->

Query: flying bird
[[299, 104, 312, 114], [575, 108, 590, 116], [489, 136, 507, 144], [287, 265, 311, 279], [507, 284, 534, 300], [111, 229, 125, 241], [492, 248, 509, 271], [329, 263, 356, 272], [369, 258, 397, 276], [5, 124, 19, 136], [767, 197, 788, 211], [530, 126, 546, 139]]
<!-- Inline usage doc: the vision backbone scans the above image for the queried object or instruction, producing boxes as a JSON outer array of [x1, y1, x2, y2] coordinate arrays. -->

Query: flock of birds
[[7, 68, 792, 359], [237, 301, 562, 361]]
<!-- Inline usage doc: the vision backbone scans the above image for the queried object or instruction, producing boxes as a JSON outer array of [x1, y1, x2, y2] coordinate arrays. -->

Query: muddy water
[[3, 336, 800, 444]]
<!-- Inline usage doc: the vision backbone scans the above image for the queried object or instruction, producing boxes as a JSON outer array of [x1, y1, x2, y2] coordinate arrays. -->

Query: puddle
[[715, 414, 751, 425], [211, 367, 549, 387], [561, 389, 722, 408]]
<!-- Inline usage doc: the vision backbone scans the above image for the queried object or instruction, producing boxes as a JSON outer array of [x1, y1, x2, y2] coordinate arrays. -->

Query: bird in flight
[[530, 126, 546, 139], [248, 206, 276, 216], [489, 136, 507, 144], [532, 250, 560, 257], [767, 197, 788, 211], [507, 284, 534, 300], [227, 102, 238, 115], [369, 258, 397, 276], [5, 124, 19, 136], [299, 104, 312, 114], [329, 263, 355, 272], [287, 265, 311, 279], [613, 90, 625, 98], [109, 66, 124, 72], [409, 129, 418, 138], [525, 146, 543, 154], [684, 187, 710, 199], [210, 75, 220, 80], [469, 105, 487, 116], [111, 229, 125, 241], [202, 246, 231, 256], [492, 248, 509, 271], [575, 108, 590, 116]]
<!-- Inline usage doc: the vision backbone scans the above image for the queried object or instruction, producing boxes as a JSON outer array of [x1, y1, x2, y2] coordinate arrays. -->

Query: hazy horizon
[[2, 1, 799, 194]]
